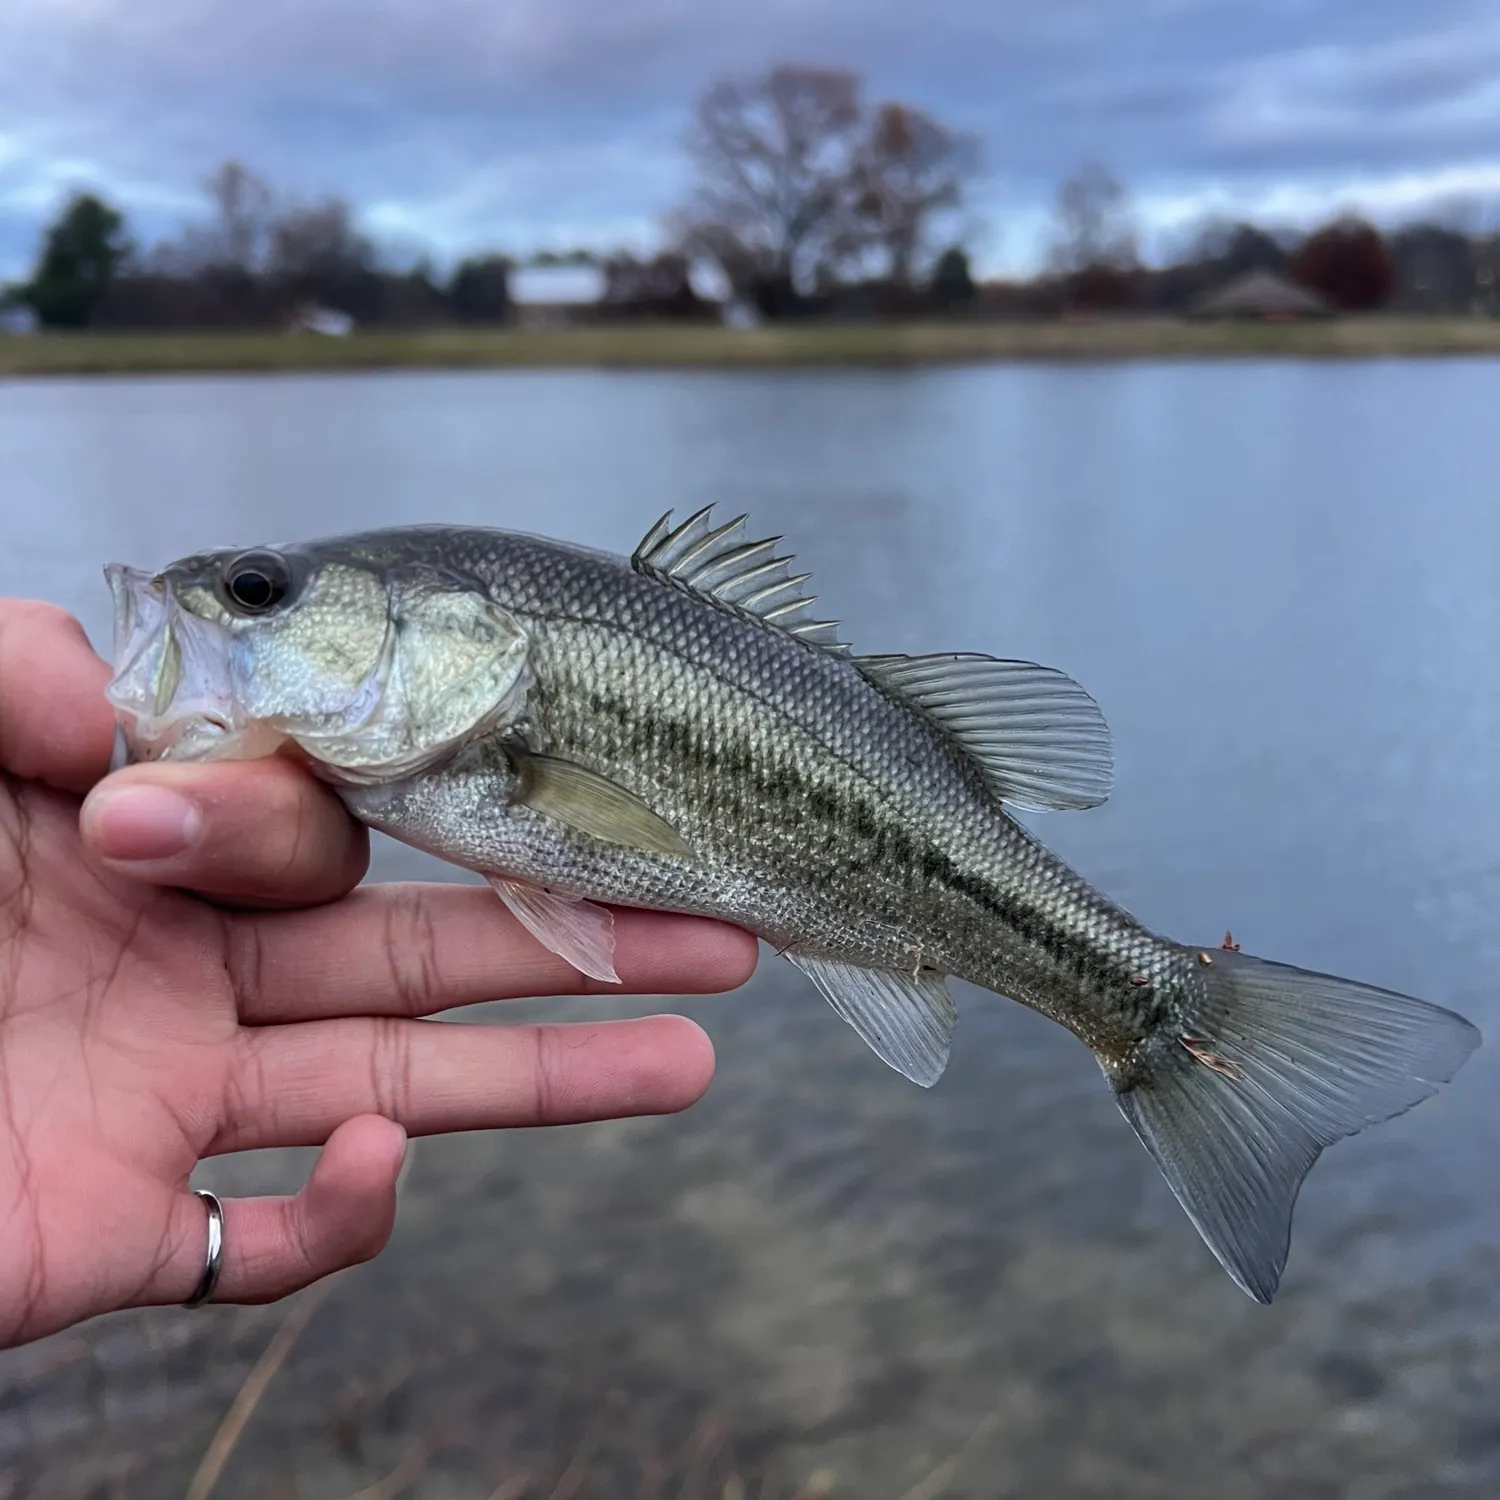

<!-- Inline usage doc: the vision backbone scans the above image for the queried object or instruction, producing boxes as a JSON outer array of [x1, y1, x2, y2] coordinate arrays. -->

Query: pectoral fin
[[486, 875, 619, 983], [513, 750, 694, 858], [786, 953, 956, 1087]]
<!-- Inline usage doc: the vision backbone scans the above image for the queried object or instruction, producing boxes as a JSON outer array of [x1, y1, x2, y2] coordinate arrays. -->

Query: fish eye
[[222, 551, 292, 615]]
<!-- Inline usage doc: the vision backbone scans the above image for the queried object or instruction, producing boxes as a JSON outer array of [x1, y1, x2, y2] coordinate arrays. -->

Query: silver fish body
[[104, 510, 1481, 1304], [341, 527, 1161, 1058]]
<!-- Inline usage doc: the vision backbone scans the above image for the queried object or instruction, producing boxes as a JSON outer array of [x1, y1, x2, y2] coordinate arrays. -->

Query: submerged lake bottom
[[1, 360, 1498, 1497]]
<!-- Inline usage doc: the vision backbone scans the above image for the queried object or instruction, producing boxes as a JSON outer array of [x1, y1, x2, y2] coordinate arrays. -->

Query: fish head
[[104, 539, 532, 781]]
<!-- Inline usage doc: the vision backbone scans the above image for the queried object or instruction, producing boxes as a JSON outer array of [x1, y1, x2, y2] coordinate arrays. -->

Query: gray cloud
[[1, 0, 1498, 278]]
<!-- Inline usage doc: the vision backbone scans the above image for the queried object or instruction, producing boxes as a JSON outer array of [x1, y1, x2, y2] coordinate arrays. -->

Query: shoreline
[[4, 316, 1500, 377]]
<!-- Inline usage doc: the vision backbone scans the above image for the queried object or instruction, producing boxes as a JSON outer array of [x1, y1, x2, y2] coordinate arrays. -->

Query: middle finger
[[211, 1012, 718, 1152]]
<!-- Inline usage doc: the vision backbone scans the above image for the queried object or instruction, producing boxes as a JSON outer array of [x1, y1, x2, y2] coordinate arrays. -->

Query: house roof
[[1189, 268, 1332, 318], [510, 265, 605, 306]]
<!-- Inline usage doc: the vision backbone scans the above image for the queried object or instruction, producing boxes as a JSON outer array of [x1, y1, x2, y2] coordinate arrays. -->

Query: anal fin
[[787, 953, 956, 1087], [486, 875, 619, 984]]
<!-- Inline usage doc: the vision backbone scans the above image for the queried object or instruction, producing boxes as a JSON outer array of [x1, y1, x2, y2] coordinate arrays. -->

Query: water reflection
[[1, 360, 1497, 1496]]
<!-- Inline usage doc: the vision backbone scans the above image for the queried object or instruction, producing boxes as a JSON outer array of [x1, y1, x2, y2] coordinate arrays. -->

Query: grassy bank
[[4, 316, 1500, 377]]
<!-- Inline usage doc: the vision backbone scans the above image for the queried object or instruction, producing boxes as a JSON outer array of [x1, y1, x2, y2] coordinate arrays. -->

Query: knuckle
[[252, 767, 319, 881], [530, 1025, 567, 1124], [0, 786, 35, 943], [205, 761, 358, 896], [367, 1016, 417, 1121], [221, 1028, 275, 1146], [378, 888, 444, 1016], [284, 1198, 324, 1281], [224, 915, 270, 1014]]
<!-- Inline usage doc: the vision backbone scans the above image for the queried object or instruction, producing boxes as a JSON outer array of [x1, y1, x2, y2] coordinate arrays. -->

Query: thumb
[[145, 1115, 409, 1308]]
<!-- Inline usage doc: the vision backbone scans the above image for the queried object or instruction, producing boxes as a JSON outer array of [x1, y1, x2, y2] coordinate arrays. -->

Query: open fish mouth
[[100, 557, 533, 778], [102, 562, 252, 763]]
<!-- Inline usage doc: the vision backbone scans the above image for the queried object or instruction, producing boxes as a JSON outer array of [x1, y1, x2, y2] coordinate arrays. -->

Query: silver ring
[[183, 1189, 224, 1308]]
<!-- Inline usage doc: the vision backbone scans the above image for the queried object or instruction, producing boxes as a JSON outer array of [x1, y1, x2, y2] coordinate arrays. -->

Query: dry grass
[[161, 1148, 866, 1500], [3, 316, 1500, 378], [182, 1282, 335, 1500]]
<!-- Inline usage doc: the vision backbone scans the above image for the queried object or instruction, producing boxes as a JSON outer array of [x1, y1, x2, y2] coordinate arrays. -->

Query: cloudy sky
[[3, 0, 1499, 279]]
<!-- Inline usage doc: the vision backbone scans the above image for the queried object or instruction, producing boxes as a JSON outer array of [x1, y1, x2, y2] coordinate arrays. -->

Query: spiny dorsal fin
[[857, 652, 1113, 812], [633, 507, 851, 656]]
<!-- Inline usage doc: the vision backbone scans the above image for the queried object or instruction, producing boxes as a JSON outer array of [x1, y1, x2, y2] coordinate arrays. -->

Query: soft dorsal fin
[[857, 652, 1113, 812], [633, 507, 850, 656]]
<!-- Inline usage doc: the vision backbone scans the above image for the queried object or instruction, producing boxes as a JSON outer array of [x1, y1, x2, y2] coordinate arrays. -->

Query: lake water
[[1, 361, 1499, 1498]]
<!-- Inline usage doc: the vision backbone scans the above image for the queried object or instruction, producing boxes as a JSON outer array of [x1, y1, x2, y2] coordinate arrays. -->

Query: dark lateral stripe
[[564, 687, 1113, 983]]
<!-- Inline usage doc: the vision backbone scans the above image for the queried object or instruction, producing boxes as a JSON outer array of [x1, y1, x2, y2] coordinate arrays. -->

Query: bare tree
[[268, 197, 373, 281], [676, 63, 866, 306], [599, 251, 715, 320], [849, 103, 979, 286], [1183, 216, 1288, 277], [203, 160, 275, 273], [267, 196, 379, 316], [1048, 162, 1138, 275]]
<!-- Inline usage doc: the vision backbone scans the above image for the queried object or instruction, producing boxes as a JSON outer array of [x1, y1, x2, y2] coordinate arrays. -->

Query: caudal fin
[[1113, 949, 1480, 1303]]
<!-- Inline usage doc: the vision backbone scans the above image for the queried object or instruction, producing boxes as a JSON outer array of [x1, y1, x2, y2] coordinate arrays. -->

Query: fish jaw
[[102, 562, 285, 764], [102, 553, 537, 781]]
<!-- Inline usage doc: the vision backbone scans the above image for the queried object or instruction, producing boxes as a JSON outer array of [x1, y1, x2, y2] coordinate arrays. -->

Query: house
[[686, 260, 761, 327], [1186, 268, 1332, 321], [285, 303, 355, 336], [1388, 225, 1476, 313], [509, 264, 606, 329], [1472, 240, 1500, 316]]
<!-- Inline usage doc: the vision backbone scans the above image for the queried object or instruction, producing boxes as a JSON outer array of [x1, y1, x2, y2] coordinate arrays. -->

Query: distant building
[[285, 303, 355, 336], [1187, 268, 1332, 321], [509, 264, 606, 328], [1472, 241, 1500, 316], [1388, 225, 1476, 313], [0, 304, 38, 335], [686, 260, 761, 327], [720, 298, 761, 328]]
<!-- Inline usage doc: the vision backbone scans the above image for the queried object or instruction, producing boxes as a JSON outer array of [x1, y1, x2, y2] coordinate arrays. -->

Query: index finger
[[0, 601, 115, 793]]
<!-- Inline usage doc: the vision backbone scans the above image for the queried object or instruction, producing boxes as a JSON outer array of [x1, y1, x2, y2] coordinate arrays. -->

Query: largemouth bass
[[102, 509, 1480, 1302]]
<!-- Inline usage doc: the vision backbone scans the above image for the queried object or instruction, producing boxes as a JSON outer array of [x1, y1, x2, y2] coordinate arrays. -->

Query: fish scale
[[522, 594, 1143, 1027], [104, 507, 1480, 1305]]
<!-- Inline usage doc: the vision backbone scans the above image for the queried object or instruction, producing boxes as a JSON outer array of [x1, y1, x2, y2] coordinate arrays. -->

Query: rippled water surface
[[2, 361, 1499, 1497]]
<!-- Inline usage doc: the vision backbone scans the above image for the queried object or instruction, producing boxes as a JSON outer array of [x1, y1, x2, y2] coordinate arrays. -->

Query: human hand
[[0, 599, 757, 1349]]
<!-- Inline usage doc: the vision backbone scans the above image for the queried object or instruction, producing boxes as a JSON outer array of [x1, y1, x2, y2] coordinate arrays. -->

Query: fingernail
[[85, 784, 203, 862]]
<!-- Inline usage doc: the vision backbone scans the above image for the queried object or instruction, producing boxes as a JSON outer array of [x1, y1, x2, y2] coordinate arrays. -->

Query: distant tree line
[[5, 162, 512, 331], [992, 162, 1499, 318], [3, 63, 1498, 332]]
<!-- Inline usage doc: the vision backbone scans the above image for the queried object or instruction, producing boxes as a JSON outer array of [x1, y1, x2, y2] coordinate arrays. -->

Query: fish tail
[[1108, 948, 1479, 1303]]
